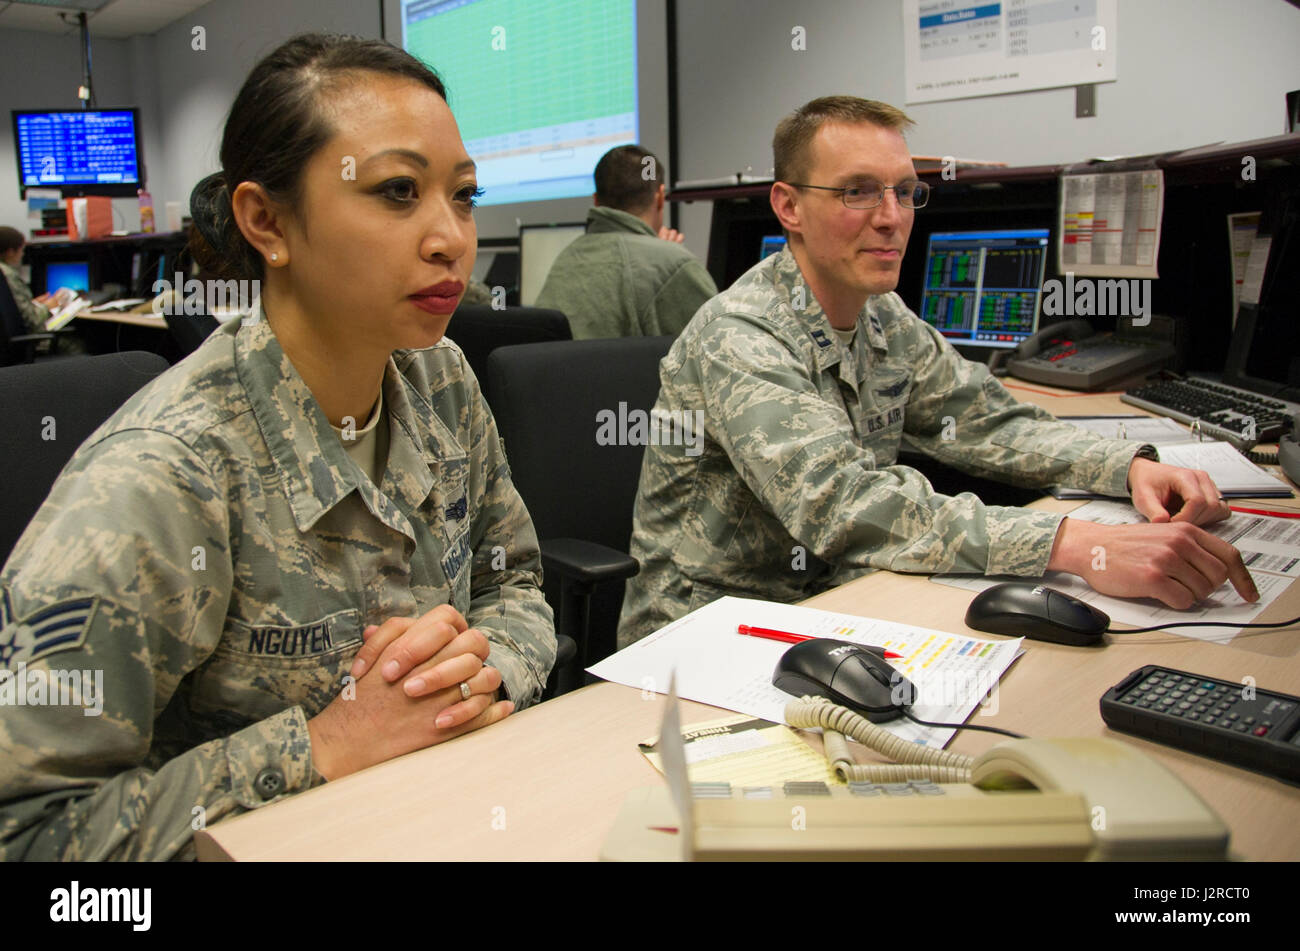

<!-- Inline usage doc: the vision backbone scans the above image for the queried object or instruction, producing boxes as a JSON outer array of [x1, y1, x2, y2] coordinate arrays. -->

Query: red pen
[[1229, 506, 1300, 519], [737, 624, 903, 659]]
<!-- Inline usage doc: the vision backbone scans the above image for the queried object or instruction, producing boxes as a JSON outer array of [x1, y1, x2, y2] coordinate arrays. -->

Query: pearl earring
[[270, 252, 278, 262]]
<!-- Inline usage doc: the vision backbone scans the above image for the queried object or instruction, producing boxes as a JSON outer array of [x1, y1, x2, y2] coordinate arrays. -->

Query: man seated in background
[[617, 95, 1256, 647], [536, 145, 717, 339]]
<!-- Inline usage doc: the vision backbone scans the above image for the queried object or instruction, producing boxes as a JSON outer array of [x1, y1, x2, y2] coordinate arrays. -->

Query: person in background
[[0, 33, 555, 861], [0, 226, 85, 353], [536, 144, 717, 339], [618, 95, 1255, 646]]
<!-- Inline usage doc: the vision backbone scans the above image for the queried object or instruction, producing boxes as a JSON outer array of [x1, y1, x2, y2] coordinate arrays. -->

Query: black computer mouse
[[964, 582, 1110, 646], [772, 638, 916, 722]]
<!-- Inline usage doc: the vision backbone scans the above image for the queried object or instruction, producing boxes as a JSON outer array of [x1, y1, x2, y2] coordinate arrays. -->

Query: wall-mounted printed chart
[[903, 0, 1117, 105]]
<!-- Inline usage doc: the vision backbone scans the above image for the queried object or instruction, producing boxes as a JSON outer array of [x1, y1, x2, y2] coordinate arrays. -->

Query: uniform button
[[254, 767, 286, 800]]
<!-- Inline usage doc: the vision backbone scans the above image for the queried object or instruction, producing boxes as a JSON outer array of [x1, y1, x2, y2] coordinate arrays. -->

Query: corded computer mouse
[[965, 582, 1110, 646], [772, 638, 917, 722]]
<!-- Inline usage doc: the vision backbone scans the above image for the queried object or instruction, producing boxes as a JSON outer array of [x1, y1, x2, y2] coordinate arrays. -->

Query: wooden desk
[[74, 308, 168, 330], [195, 381, 1300, 861]]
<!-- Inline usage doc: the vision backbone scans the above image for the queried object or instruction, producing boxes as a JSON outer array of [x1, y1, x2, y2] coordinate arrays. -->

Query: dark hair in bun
[[189, 32, 447, 281]]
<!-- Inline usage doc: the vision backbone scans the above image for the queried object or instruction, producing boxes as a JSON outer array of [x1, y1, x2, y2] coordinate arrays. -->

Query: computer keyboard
[[85, 288, 120, 306], [1121, 377, 1296, 450]]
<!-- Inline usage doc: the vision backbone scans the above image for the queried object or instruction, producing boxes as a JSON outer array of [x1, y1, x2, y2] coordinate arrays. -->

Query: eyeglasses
[[785, 179, 930, 210]]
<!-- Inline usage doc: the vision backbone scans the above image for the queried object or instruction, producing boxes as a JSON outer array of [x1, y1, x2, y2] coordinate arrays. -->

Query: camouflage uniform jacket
[[0, 308, 556, 860], [1, 259, 52, 334], [617, 247, 1147, 646], [535, 206, 717, 339]]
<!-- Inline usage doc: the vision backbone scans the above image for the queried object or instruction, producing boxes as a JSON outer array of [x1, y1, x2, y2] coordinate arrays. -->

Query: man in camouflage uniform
[[536, 145, 717, 339], [618, 96, 1254, 646], [0, 304, 555, 859]]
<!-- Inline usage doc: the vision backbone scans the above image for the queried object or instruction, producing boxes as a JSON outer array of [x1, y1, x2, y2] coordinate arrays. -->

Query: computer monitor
[[759, 235, 787, 260], [518, 223, 586, 307], [12, 107, 144, 198], [918, 228, 1050, 349], [44, 260, 90, 295]]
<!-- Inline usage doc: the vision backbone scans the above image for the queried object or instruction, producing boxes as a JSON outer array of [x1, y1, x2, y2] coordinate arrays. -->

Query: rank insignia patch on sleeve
[[0, 590, 98, 669]]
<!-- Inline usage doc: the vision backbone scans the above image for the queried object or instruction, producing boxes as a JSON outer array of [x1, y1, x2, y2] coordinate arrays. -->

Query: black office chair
[[0, 351, 171, 566], [0, 275, 63, 366], [163, 310, 220, 358], [484, 336, 673, 695], [446, 304, 571, 384]]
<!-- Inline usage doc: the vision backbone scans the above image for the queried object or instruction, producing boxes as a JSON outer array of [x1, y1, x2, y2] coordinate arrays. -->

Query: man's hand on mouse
[[1127, 456, 1231, 525], [1048, 517, 1258, 610]]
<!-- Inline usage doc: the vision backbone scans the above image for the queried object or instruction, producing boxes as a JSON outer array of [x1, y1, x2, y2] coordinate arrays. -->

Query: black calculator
[[1101, 665, 1300, 784]]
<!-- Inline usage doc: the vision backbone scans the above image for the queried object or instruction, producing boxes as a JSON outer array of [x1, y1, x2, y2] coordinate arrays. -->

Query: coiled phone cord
[[785, 696, 974, 784]]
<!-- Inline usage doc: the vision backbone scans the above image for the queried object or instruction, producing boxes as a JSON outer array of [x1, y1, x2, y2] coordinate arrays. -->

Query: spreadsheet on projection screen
[[401, 0, 639, 206]]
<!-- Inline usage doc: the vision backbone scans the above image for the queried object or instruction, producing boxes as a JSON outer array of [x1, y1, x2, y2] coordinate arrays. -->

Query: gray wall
[[144, 0, 380, 222], [4, 0, 1299, 265], [0, 29, 141, 234], [673, 0, 1300, 261], [0, 0, 377, 242]]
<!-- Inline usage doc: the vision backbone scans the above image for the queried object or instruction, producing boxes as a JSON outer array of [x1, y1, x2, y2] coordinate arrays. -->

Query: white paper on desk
[[657, 674, 693, 858], [1071, 499, 1300, 580], [1158, 442, 1292, 496], [587, 596, 1023, 749], [933, 499, 1297, 642], [1057, 440, 1293, 499], [1061, 415, 1190, 445]]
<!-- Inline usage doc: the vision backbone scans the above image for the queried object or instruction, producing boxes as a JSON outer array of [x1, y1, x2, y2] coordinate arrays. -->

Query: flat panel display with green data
[[401, 0, 639, 206]]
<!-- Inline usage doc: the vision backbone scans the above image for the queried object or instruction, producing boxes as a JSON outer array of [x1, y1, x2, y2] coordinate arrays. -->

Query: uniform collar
[[234, 302, 463, 537], [769, 247, 891, 374], [586, 205, 656, 237]]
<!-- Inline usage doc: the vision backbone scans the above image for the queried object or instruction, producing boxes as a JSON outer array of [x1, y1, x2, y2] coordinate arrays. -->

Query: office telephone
[[601, 696, 1229, 861], [1002, 319, 1176, 391], [1281, 413, 1300, 485]]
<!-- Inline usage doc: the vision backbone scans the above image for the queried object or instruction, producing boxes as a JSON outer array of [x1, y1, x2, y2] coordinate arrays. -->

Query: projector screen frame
[[380, 0, 674, 240]]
